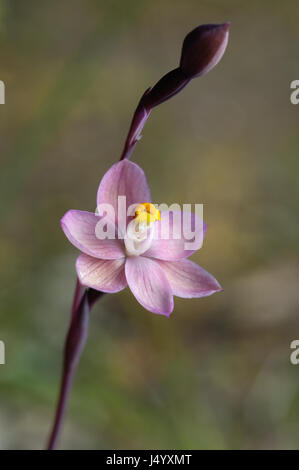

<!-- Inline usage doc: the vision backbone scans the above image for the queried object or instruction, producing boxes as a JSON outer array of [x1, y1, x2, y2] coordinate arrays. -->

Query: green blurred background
[[1, 0, 299, 449]]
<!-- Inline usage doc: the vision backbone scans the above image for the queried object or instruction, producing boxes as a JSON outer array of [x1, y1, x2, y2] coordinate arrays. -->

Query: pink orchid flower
[[61, 160, 221, 316]]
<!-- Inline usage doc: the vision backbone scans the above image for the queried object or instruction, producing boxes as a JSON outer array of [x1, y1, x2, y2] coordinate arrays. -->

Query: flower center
[[125, 203, 160, 256], [134, 202, 161, 228]]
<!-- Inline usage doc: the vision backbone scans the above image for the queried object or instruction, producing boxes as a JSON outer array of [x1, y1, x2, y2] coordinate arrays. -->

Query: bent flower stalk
[[47, 21, 230, 450]]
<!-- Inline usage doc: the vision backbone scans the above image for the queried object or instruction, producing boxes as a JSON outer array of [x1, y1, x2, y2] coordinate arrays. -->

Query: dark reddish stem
[[71, 278, 85, 318], [47, 287, 104, 450], [120, 89, 152, 161], [120, 68, 190, 161]]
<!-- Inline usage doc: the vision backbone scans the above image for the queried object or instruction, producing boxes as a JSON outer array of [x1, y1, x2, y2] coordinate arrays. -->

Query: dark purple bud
[[142, 22, 230, 111], [180, 22, 230, 78]]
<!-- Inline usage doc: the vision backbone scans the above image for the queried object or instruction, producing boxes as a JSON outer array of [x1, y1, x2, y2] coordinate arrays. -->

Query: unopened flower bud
[[121, 22, 230, 159], [180, 22, 230, 78]]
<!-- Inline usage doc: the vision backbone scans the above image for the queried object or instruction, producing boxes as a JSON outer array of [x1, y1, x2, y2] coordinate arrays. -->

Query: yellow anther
[[134, 203, 161, 225]]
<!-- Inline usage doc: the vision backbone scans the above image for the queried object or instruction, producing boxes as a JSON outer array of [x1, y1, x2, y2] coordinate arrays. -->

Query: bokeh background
[[1, 0, 299, 449]]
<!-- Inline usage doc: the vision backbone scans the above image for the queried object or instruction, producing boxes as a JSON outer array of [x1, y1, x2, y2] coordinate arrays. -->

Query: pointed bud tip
[[213, 22, 231, 31], [180, 22, 230, 79]]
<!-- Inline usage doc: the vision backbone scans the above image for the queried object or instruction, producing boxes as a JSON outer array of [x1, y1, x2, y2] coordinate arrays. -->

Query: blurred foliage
[[1, 0, 299, 449]]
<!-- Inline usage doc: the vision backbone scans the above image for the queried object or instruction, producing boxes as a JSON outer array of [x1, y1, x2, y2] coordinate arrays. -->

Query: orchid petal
[[156, 258, 222, 298], [61, 210, 125, 259], [76, 254, 127, 293], [97, 160, 151, 228], [125, 256, 173, 316], [145, 210, 207, 261]]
